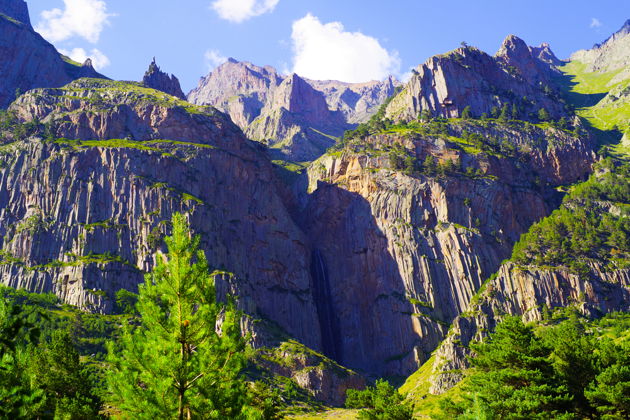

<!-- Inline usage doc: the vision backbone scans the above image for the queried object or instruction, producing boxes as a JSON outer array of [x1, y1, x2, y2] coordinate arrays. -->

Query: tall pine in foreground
[[107, 213, 249, 419]]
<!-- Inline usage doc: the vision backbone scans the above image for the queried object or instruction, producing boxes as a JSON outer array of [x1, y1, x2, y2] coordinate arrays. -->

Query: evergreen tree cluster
[[512, 160, 630, 273], [441, 315, 630, 419]]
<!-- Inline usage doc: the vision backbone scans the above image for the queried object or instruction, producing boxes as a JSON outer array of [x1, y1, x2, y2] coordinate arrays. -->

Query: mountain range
[[0, 0, 629, 413]]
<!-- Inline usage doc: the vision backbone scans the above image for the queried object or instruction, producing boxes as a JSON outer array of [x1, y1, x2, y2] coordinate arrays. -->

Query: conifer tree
[[107, 213, 249, 420]]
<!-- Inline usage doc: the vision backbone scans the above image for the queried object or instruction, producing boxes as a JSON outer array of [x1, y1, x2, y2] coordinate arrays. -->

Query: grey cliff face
[[305, 76, 400, 124], [571, 18, 630, 84], [0, 81, 323, 355], [142, 58, 186, 100], [428, 262, 630, 394], [300, 120, 595, 376], [385, 36, 567, 122], [0, 8, 105, 108]]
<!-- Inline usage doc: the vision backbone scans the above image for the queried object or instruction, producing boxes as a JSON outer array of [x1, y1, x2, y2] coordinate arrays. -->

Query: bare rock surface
[[142, 58, 186, 100], [188, 59, 396, 161], [385, 36, 568, 122]]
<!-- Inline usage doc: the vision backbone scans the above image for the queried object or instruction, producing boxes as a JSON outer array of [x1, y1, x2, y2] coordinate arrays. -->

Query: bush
[[346, 379, 413, 420]]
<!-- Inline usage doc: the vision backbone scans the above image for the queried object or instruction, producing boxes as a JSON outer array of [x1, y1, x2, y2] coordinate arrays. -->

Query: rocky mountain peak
[[0, 0, 31, 28], [142, 58, 186, 99], [0, 1, 105, 108], [571, 17, 630, 79], [82, 58, 95, 70], [274, 73, 330, 120], [531, 42, 562, 66], [496, 34, 532, 62]]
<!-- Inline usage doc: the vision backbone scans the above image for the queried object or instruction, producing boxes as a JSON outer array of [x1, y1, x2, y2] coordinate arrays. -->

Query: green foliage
[[0, 299, 46, 418], [106, 213, 251, 419], [345, 379, 413, 420], [511, 161, 630, 271], [461, 106, 472, 119], [114, 289, 138, 315], [441, 315, 630, 419], [29, 329, 103, 419]]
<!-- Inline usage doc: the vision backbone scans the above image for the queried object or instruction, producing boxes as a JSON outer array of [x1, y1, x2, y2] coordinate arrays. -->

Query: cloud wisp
[[36, 0, 112, 44], [211, 0, 279, 23], [590, 18, 602, 28], [291, 14, 400, 83], [205, 49, 228, 71]]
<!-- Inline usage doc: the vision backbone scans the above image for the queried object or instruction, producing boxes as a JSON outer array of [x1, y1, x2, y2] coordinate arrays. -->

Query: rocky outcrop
[[142, 58, 186, 100], [0, 81, 324, 355], [254, 340, 365, 406], [0, 5, 105, 108], [428, 262, 630, 394], [301, 119, 595, 376], [385, 36, 568, 122], [188, 59, 396, 161]]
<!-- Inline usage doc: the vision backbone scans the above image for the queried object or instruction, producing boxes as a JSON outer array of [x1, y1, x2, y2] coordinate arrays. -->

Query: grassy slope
[[559, 61, 630, 156]]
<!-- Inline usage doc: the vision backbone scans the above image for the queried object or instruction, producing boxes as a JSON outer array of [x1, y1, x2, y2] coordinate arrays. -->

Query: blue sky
[[27, 0, 630, 92]]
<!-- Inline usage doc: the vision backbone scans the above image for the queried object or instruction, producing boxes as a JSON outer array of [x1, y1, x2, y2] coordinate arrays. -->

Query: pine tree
[[0, 300, 45, 418], [463, 317, 572, 419], [107, 213, 250, 420], [29, 329, 102, 419]]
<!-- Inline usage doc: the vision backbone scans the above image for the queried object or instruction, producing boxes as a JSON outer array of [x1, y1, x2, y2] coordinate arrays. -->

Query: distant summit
[[142, 58, 186, 100], [571, 18, 630, 83], [188, 58, 397, 160]]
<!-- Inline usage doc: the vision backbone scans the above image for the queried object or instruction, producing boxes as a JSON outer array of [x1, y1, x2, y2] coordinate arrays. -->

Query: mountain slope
[[404, 20, 630, 401], [385, 35, 569, 122], [188, 59, 397, 161], [0, 1, 105, 108]]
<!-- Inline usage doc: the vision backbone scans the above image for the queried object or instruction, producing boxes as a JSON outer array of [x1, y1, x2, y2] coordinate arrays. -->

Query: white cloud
[[205, 49, 228, 71], [211, 0, 279, 23], [36, 0, 112, 43], [590, 18, 602, 28], [59, 47, 110, 70], [291, 14, 400, 83]]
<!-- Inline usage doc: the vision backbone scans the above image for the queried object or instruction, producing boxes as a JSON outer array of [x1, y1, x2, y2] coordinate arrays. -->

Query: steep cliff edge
[[414, 23, 630, 396], [385, 36, 568, 122], [0, 3, 105, 108], [0, 79, 326, 356], [302, 116, 594, 376], [427, 163, 630, 393]]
